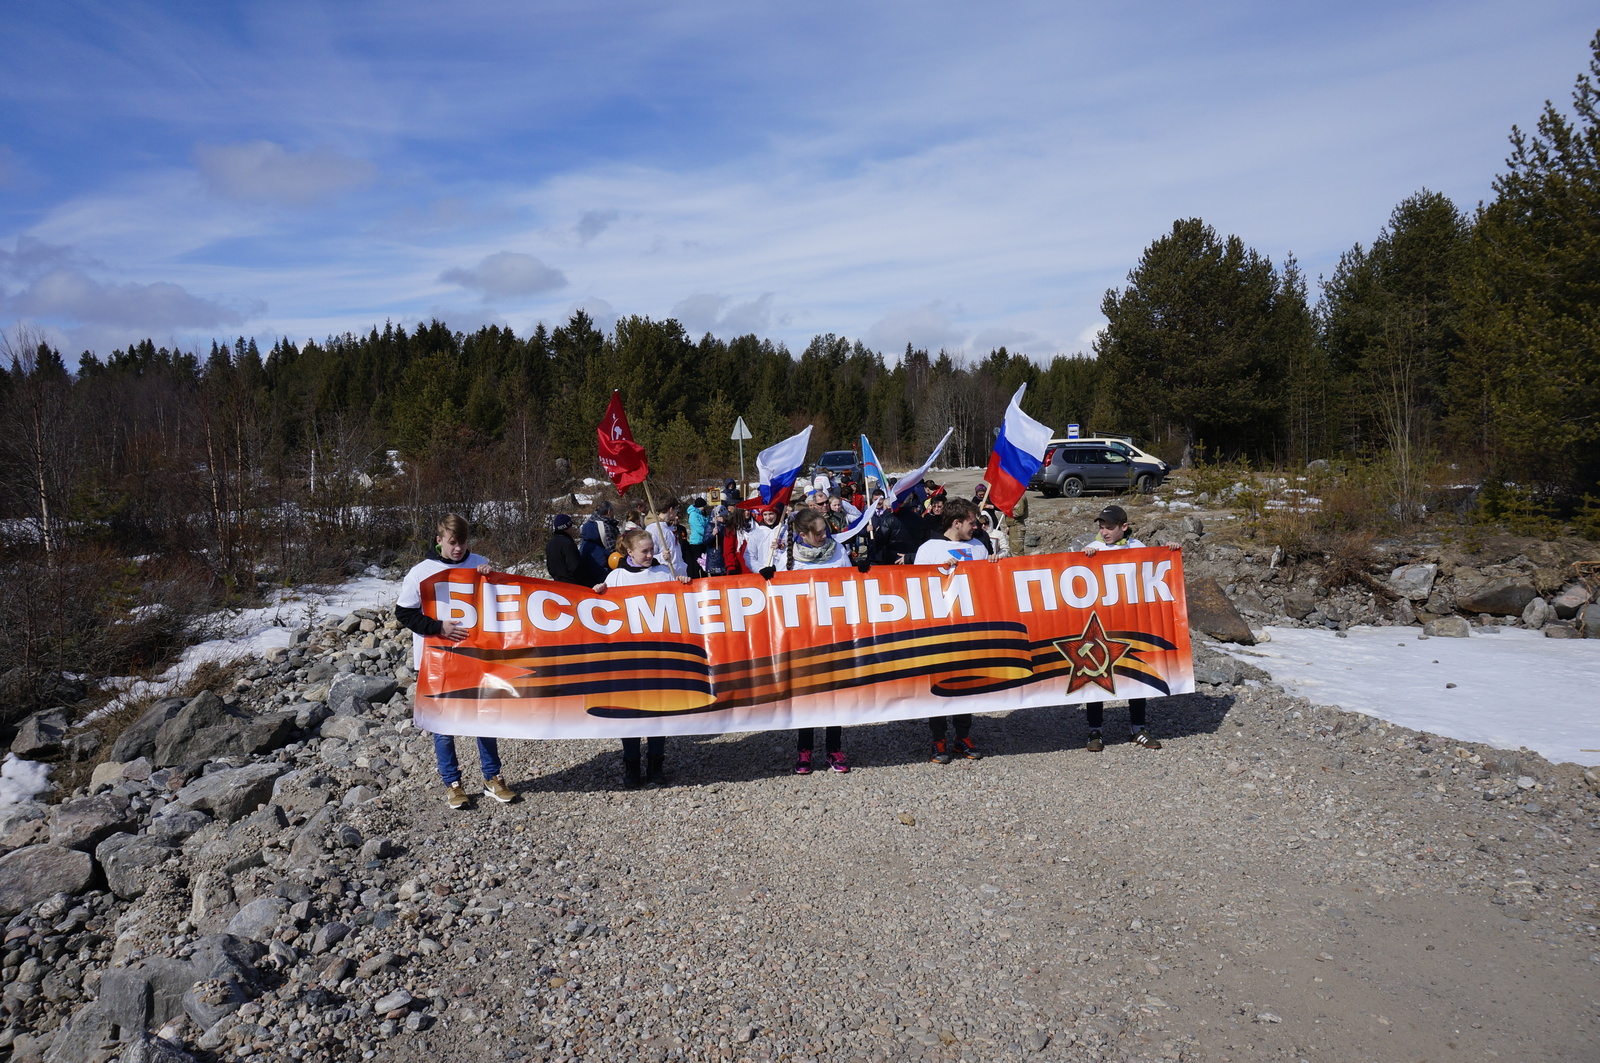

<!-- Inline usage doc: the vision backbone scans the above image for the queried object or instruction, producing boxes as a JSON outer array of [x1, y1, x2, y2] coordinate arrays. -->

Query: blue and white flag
[[889, 427, 954, 510], [859, 434, 887, 489]]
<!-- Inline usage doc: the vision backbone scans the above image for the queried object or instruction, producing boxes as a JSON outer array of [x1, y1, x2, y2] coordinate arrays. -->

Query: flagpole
[[640, 479, 681, 574]]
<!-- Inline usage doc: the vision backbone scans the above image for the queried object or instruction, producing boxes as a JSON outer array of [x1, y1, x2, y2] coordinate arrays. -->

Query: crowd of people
[[400, 472, 1159, 807]]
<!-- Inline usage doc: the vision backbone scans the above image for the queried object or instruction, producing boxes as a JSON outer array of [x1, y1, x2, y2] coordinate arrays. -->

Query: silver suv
[[1029, 443, 1167, 497]]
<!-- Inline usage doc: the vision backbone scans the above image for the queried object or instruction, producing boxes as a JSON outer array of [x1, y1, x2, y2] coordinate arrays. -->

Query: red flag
[[597, 391, 649, 490]]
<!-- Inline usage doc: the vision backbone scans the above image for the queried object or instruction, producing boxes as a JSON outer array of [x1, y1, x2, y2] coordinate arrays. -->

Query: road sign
[[1067, 423, 1080, 439], [730, 416, 752, 441]]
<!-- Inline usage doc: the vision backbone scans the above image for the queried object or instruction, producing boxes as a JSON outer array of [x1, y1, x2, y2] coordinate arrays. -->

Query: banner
[[415, 547, 1194, 739]]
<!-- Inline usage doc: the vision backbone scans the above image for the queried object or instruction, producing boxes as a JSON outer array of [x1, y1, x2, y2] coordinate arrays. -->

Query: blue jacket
[[687, 506, 712, 546]]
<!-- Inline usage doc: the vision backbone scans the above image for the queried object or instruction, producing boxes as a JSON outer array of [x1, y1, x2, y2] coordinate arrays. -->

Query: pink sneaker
[[828, 750, 850, 773], [794, 749, 813, 774]]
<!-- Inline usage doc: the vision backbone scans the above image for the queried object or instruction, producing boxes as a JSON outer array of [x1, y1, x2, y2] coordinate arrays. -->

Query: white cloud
[[8, 268, 253, 330], [866, 302, 965, 356], [970, 327, 1036, 354], [670, 292, 773, 337], [575, 209, 619, 243], [194, 140, 374, 206], [1076, 321, 1108, 350], [440, 251, 567, 300]]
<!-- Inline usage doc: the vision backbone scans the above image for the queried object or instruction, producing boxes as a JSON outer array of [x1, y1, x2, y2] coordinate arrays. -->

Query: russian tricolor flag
[[738, 425, 813, 510], [983, 384, 1053, 515]]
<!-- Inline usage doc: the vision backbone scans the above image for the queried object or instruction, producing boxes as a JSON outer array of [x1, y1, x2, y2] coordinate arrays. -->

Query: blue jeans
[[434, 733, 502, 785]]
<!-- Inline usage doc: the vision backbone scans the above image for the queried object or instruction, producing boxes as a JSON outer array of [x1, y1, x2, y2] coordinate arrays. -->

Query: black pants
[[621, 736, 665, 761], [796, 727, 841, 754], [927, 715, 972, 741], [1085, 699, 1146, 729]]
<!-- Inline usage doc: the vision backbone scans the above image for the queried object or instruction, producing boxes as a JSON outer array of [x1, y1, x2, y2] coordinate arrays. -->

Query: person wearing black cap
[[1081, 504, 1161, 752], [545, 513, 595, 587]]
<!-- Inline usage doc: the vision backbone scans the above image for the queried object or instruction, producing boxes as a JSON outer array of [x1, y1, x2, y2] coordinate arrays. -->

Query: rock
[[95, 832, 180, 900], [1582, 603, 1600, 637], [1456, 577, 1537, 617], [173, 762, 289, 823], [358, 835, 398, 862], [10, 708, 70, 758], [152, 691, 296, 768], [319, 716, 370, 742], [98, 956, 197, 1033], [1306, 459, 1329, 472], [89, 760, 126, 793], [373, 988, 414, 1013], [1551, 582, 1590, 620], [117, 1033, 200, 1063], [356, 952, 396, 978], [1544, 622, 1583, 639], [1281, 588, 1316, 620], [342, 784, 379, 807], [1521, 597, 1552, 628], [189, 870, 236, 927], [327, 674, 398, 717], [1192, 655, 1240, 686], [40, 1003, 116, 1063], [1390, 598, 1417, 625], [1180, 515, 1204, 536], [146, 807, 211, 841], [0, 845, 94, 917], [183, 978, 250, 1031], [1185, 577, 1255, 644], [47, 794, 137, 851], [1387, 563, 1437, 601], [109, 697, 187, 762], [1422, 616, 1471, 638], [226, 897, 290, 943], [312, 921, 351, 953]]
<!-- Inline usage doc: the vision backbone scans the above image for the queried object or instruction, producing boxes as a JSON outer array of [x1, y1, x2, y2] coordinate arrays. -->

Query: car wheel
[[1061, 477, 1085, 498], [1135, 474, 1155, 494]]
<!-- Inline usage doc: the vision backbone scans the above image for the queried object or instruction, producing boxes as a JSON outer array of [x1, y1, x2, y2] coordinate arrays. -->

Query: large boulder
[[47, 794, 137, 851], [108, 697, 187, 763], [95, 832, 180, 900], [1582, 603, 1600, 638], [1423, 615, 1472, 638], [1184, 577, 1255, 644], [1386, 563, 1437, 601], [10, 708, 70, 757], [1281, 587, 1316, 620], [173, 762, 289, 823], [327, 674, 397, 717], [0, 845, 95, 917], [1551, 582, 1590, 620], [225, 896, 290, 943], [1522, 597, 1552, 629], [1457, 577, 1537, 617], [98, 934, 263, 1035], [152, 693, 295, 768], [41, 1002, 118, 1063]]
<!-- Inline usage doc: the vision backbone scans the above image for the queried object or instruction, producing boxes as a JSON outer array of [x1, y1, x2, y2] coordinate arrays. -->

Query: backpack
[[703, 528, 728, 575]]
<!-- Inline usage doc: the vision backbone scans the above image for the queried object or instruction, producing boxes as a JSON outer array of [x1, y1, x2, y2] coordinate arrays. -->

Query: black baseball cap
[[1095, 504, 1129, 526]]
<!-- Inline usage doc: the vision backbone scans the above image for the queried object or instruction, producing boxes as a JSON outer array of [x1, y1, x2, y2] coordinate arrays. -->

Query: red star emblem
[[1053, 613, 1134, 694]]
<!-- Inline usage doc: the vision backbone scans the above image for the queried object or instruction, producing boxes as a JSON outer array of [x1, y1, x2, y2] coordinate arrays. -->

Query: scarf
[[792, 538, 836, 566]]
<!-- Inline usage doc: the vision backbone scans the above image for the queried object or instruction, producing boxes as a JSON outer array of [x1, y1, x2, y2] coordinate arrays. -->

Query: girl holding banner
[[914, 499, 993, 764], [771, 507, 854, 774], [595, 528, 692, 787]]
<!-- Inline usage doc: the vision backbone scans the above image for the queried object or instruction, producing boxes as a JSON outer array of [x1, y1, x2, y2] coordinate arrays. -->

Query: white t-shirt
[[1082, 536, 1145, 554], [646, 521, 688, 578], [603, 562, 678, 589], [913, 538, 990, 565], [772, 539, 851, 571], [397, 551, 490, 667]]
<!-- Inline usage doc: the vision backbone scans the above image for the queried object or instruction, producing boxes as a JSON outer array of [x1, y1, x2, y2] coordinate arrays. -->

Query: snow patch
[[1221, 625, 1600, 767], [0, 755, 53, 809], [87, 575, 402, 723]]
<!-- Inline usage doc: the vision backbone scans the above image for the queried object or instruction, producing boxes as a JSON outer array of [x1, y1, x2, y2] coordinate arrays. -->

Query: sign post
[[730, 416, 753, 499], [1067, 423, 1081, 440]]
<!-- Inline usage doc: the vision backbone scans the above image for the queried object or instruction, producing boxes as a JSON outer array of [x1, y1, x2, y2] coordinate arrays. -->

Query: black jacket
[[545, 531, 592, 586]]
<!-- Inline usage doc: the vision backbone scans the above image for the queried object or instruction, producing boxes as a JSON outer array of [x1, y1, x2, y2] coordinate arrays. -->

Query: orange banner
[[415, 548, 1194, 739]]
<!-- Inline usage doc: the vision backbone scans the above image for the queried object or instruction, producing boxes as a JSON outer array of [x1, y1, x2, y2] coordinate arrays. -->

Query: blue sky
[[1, 1, 1594, 362]]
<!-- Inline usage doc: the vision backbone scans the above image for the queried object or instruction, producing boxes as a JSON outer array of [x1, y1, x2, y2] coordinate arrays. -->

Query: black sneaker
[[1131, 730, 1162, 750], [1086, 730, 1103, 753], [958, 736, 983, 760], [622, 760, 643, 790], [930, 740, 952, 765]]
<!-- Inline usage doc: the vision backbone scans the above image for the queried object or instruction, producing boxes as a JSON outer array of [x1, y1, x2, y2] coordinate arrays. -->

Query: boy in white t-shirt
[[914, 499, 993, 763], [395, 514, 518, 810], [1080, 504, 1160, 752]]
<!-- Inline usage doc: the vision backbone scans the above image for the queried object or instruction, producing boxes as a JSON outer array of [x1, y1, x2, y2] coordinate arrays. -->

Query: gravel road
[[296, 675, 1599, 1063]]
